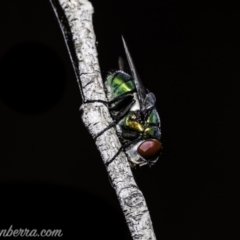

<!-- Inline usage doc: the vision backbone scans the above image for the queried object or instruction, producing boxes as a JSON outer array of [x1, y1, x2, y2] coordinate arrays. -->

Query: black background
[[0, 0, 236, 239]]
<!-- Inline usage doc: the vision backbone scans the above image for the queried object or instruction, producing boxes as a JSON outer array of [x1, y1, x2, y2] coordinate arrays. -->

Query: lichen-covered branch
[[50, 0, 156, 239]]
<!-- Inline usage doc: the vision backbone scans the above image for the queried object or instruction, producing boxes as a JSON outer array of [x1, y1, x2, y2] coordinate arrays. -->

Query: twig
[[50, 0, 156, 239]]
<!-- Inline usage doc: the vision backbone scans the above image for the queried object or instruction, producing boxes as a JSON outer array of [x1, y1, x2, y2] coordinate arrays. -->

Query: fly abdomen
[[106, 71, 135, 99]]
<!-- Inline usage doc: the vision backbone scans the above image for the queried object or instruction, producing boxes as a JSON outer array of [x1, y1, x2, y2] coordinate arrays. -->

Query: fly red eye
[[137, 140, 162, 159]]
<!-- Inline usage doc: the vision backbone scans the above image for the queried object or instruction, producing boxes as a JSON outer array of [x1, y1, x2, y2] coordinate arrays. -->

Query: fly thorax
[[143, 126, 161, 139], [123, 111, 144, 132]]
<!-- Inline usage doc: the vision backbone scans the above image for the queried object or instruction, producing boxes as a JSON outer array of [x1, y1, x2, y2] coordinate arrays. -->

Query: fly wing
[[122, 36, 146, 108], [142, 92, 156, 113], [118, 56, 125, 71]]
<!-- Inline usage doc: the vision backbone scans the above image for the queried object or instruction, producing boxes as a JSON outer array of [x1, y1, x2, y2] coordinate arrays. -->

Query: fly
[[97, 37, 162, 167]]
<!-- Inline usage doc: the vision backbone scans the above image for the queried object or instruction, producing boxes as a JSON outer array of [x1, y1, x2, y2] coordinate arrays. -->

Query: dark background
[[0, 0, 236, 239]]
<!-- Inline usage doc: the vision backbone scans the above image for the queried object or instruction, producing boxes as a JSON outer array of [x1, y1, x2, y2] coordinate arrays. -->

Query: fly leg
[[83, 92, 133, 107], [105, 136, 141, 166], [108, 93, 134, 111], [93, 95, 135, 139], [84, 93, 135, 139]]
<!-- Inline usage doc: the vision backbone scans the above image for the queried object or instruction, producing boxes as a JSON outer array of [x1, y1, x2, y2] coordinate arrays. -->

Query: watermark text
[[0, 225, 63, 237]]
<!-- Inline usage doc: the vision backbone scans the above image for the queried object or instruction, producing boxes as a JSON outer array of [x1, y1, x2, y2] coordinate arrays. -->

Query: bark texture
[[51, 0, 156, 239]]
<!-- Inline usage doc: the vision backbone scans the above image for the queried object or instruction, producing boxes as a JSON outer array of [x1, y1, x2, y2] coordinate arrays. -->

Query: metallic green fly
[[98, 37, 162, 167]]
